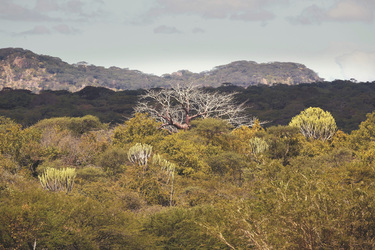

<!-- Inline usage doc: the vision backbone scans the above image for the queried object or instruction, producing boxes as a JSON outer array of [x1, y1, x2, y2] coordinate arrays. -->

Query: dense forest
[[1, 80, 375, 132], [1, 81, 375, 248]]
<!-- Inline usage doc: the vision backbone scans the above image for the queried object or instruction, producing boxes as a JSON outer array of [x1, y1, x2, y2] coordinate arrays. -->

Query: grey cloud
[[288, 5, 326, 25], [68, 0, 106, 20], [154, 25, 182, 34], [0, 0, 104, 23], [65, 0, 85, 14], [49, 0, 106, 19], [34, 0, 90, 15], [289, 0, 375, 25], [35, 0, 60, 12], [14, 23, 81, 36], [230, 9, 275, 22], [192, 27, 205, 34], [142, 0, 285, 23], [53, 24, 81, 34], [17, 25, 51, 36], [0, 0, 57, 21]]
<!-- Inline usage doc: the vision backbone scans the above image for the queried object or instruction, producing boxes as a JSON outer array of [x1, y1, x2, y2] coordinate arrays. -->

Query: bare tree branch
[[134, 83, 255, 131]]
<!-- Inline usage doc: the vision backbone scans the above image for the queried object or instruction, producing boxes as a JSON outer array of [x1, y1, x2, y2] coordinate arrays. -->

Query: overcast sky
[[1, 0, 375, 81]]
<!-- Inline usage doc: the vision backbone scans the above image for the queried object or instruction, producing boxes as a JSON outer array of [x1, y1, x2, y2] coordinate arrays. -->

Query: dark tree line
[[1, 80, 375, 132]]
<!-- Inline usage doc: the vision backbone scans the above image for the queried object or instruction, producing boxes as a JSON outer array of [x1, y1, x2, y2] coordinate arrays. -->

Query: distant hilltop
[[0, 48, 323, 92]]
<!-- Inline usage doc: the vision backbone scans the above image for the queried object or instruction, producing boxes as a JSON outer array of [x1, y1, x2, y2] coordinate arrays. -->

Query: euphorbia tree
[[128, 143, 152, 177], [134, 83, 253, 131], [289, 107, 337, 142]]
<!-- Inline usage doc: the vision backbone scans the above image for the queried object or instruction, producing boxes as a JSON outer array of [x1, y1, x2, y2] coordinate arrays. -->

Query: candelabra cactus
[[38, 167, 76, 194], [128, 143, 153, 177], [152, 154, 176, 206]]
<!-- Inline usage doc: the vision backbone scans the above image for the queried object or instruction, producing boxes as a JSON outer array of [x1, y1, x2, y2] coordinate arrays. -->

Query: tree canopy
[[289, 107, 337, 141]]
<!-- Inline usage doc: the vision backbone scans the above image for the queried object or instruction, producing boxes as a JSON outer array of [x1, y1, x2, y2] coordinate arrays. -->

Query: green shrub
[[76, 166, 106, 182], [112, 113, 166, 147], [144, 206, 233, 249], [0, 154, 20, 174], [97, 147, 128, 176], [34, 115, 104, 136], [120, 191, 146, 211]]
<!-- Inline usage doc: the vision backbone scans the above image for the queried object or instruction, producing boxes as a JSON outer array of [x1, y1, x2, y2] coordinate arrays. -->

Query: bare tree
[[134, 83, 254, 131]]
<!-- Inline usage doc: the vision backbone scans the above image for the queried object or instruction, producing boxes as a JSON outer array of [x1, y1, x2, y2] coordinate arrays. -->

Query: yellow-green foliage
[[231, 119, 264, 154], [34, 115, 104, 136], [97, 147, 127, 176], [289, 107, 337, 142], [207, 151, 247, 186], [0, 180, 158, 249], [158, 132, 210, 176], [76, 166, 106, 182], [190, 118, 233, 147], [265, 125, 304, 165], [2, 110, 375, 249], [112, 113, 166, 147], [0, 154, 19, 174], [0, 116, 23, 158], [350, 111, 375, 150], [17, 126, 43, 160], [38, 167, 76, 193], [249, 137, 269, 155]]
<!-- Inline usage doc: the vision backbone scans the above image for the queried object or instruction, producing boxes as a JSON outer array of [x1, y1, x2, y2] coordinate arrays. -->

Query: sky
[[1, 0, 375, 81]]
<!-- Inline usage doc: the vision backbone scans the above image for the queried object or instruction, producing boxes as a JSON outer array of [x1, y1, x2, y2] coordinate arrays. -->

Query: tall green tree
[[289, 107, 337, 142]]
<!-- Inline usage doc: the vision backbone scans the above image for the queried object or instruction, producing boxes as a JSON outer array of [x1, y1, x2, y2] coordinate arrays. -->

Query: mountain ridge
[[0, 47, 323, 92]]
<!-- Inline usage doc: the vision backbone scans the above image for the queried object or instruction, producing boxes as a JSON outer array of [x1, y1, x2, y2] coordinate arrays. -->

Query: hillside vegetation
[[0, 48, 322, 92], [1, 107, 375, 248]]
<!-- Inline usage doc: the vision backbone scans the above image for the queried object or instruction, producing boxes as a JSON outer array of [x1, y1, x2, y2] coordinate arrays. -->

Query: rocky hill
[[0, 48, 323, 92], [164, 61, 322, 87]]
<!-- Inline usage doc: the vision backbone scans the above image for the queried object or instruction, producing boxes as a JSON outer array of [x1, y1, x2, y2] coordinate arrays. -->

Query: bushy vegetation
[[1, 105, 375, 248]]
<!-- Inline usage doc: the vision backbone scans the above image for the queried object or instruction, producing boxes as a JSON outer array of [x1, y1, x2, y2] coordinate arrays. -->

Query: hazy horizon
[[1, 0, 375, 81]]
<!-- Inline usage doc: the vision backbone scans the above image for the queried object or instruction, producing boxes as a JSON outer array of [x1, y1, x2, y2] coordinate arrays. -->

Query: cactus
[[249, 137, 269, 155], [152, 154, 176, 206], [38, 167, 76, 194], [289, 107, 337, 142], [152, 154, 175, 184], [128, 143, 152, 177]]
